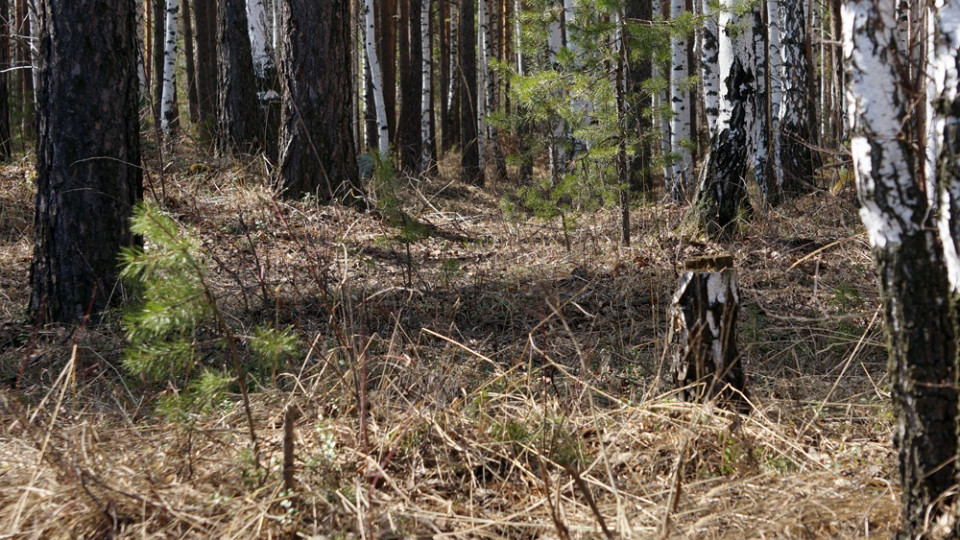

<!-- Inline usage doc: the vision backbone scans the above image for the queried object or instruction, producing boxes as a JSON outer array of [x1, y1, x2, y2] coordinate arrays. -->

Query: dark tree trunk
[[0, 0, 12, 161], [668, 256, 746, 410], [379, 0, 397, 144], [459, 0, 481, 185], [364, 60, 378, 150], [194, 0, 217, 133], [14, 0, 33, 139], [31, 0, 142, 324], [152, 0, 164, 125], [399, 0, 422, 172], [438, 0, 448, 156], [278, 0, 363, 206], [625, 0, 653, 194], [183, 0, 200, 124], [216, 0, 263, 155]]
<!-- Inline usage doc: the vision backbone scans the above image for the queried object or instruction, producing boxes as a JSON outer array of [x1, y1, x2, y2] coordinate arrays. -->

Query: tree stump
[[667, 255, 747, 410]]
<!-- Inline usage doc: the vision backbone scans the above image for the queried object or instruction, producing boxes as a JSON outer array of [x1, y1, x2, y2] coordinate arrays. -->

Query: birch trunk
[[420, 0, 436, 172], [362, 0, 389, 156], [669, 0, 692, 197], [246, 0, 273, 83], [766, 0, 783, 195], [160, 0, 180, 136], [689, 0, 758, 236], [777, 0, 817, 199], [844, 1, 957, 536], [700, 0, 719, 135], [183, 0, 200, 123]]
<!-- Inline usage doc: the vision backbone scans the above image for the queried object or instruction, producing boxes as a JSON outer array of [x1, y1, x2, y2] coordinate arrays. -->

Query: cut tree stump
[[667, 255, 747, 410]]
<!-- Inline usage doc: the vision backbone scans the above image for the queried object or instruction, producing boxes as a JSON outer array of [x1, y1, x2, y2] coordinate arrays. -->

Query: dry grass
[[0, 144, 898, 539]]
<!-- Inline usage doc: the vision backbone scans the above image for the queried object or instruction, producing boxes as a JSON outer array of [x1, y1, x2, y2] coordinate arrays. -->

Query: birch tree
[[246, 0, 274, 86], [777, 0, 817, 199], [701, 0, 720, 135], [160, 0, 180, 136], [669, 0, 692, 197], [689, 0, 760, 235], [766, 0, 783, 195], [844, 1, 957, 536], [420, 0, 436, 172], [362, 0, 389, 156]]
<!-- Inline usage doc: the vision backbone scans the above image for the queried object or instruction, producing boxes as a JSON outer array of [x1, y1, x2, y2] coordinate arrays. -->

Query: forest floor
[[0, 142, 900, 539]]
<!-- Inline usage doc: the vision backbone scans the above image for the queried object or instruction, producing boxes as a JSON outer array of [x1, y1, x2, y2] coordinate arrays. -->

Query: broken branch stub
[[668, 256, 747, 410]]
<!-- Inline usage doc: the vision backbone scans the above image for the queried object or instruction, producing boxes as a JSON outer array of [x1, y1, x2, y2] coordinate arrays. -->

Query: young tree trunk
[[438, 0, 449, 155], [0, 0, 12, 161], [444, 0, 460, 151], [277, 0, 363, 205], [183, 0, 200, 123], [482, 0, 507, 183], [750, 6, 768, 195], [844, 1, 958, 537], [459, 0, 482, 185], [31, 0, 142, 323], [777, 0, 818, 200], [419, 0, 436, 173], [160, 0, 180, 137], [765, 0, 783, 197], [216, 0, 264, 155], [152, 0, 164, 124], [362, 0, 389, 156], [669, 0, 692, 198], [14, 0, 34, 139], [689, 1, 757, 237]]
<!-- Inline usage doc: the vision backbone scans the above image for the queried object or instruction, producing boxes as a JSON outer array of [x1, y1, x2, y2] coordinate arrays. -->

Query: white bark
[[670, 0, 692, 192], [933, 1, 960, 291], [28, 0, 39, 105], [701, 0, 720, 134], [548, 6, 566, 180], [478, 0, 489, 166], [750, 4, 768, 191], [246, 0, 273, 81], [420, 0, 434, 171], [363, 0, 389, 156], [768, 0, 783, 190], [160, 0, 179, 136], [843, 0, 917, 249]]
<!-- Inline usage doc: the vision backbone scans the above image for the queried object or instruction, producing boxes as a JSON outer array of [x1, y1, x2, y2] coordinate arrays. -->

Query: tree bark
[[278, 0, 363, 206], [845, 1, 958, 536], [183, 0, 200, 123], [420, 0, 436, 173], [152, 0, 164, 124], [0, 0, 12, 161], [362, 0, 389, 156], [160, 0, 180, 137], [399, 0, 423, 172], [31, 0, 143, 323], [689, 1, 758, 237], [668, 256, 746, 409], [777, 0, 818, 200], [459, 0, 482, 185], [669, 0, 692, 197], [14, 0, 34, 139], [625, 0, 653, 195], [216, 0, 263, 155], [194, 0, 217, 131]]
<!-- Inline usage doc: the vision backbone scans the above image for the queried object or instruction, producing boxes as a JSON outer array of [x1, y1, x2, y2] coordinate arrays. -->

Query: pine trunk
[[459, 0, 482, 185], [625, 0, 653, 194], [194, 0, 218, 131], [183, 0, 200, 123], [31, 0, 142, 323], [0, 0, 11, 161], [216, 0, 264, 154], [14, 0, 34, 139], [278, 0, 363, 205], [152, 0, 164, 124]]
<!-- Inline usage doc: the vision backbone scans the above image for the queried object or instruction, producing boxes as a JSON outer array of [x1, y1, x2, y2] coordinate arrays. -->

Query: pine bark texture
[[459, 0, 482, 185], [183, 0, 200, 123], [31, 0, 142, 323], [277, 0, 362, 204], [216, 0, 263, 155], [844, 1, 958, 537], [194, 0, 217, 128], [400, 0, 423, 172], [625, 0, 652, 193]]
